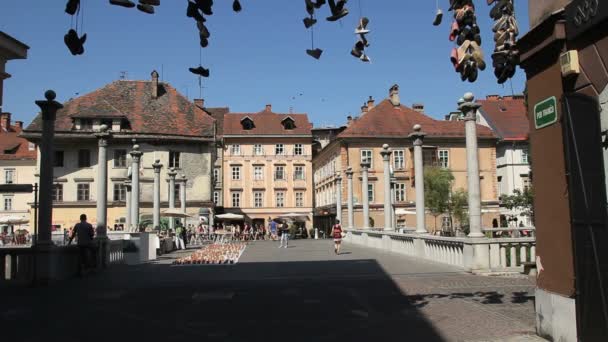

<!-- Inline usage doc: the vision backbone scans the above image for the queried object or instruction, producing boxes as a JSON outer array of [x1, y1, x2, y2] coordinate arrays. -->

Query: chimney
[[15, 121, 23, 129], [347, 115, 353, 126], [412, 103, 424, 113], [265, 104, 272, 112], [361, 103, 368, 113], [486, 94, 501, 100], [194, 98, 205, 109], [1, 112, 11, 131], [151, 70, 159, 99], [389, 84, 400, 107], [367, 96, 375, 111]]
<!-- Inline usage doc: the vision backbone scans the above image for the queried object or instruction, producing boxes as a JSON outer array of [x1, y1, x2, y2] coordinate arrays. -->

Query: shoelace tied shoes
[[488, 0, 519, 84]]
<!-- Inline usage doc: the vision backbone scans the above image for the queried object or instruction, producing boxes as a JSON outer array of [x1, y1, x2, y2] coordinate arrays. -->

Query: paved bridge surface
[[1, 240, 543, 342]]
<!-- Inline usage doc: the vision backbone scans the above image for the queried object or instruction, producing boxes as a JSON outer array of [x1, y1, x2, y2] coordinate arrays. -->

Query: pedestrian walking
[[68, 214, 96, 274], [175, 225, 186, 250], [279, 222, 289, 248], [331, 220, 343, 255], [270, 220, 277, 241]]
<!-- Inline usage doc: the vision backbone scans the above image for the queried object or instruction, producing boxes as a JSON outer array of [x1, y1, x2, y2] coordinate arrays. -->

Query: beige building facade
[[313, 86, 499, 233], [221, 106, 314, 227]]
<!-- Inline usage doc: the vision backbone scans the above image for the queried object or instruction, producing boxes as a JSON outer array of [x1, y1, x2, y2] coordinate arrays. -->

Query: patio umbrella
[[160, 209, 192, 218], [215, 213, 244, 220], [0, 215, 29, 224], [278, 213, 310, 220], [395, 209, 416, 215]]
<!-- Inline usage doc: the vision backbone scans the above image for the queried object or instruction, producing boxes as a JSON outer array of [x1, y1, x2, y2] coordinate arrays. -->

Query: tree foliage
[[424, 167, 454, 230], [501, 187, 534, 223], [449, 188, 469, 230]]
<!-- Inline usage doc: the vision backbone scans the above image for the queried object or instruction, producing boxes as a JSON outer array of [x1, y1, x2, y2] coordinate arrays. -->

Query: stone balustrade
[[343, 229, 536, 273]]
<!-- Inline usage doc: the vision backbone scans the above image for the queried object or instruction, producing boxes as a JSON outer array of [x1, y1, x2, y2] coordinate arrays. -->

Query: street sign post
[[535, 96, 558, 129]]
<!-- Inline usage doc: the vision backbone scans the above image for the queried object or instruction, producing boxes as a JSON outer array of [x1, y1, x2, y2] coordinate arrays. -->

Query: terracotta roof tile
[[478, 96, 529, 141], [338, 99, 495, 139], [0, 124, 36, 160], [204, 107, 229, 137], [223, 108, 312, 136], [24, 80, 215, 137]]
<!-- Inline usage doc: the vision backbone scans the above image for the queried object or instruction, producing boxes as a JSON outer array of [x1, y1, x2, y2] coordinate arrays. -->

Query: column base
[[415, 229, 428, 234], [467, 232, 485, 238]]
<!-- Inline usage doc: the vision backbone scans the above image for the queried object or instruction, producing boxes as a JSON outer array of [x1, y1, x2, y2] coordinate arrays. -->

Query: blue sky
[[0, 0, 529, 127]]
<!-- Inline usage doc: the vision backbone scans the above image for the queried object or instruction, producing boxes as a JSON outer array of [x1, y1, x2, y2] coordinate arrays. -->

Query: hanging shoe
[[468, 63, 478, 82], [470, 41, 486, 70], [195, 0, 213, 15], [187, 1, 205, 22], [433, 8, 443, 26], [355, 17, 370, 34], [137, 3, 154, 13], [359, 34, 370, 47], [200, 36, 209, 48], [449, 20, 459, 42], [327, 0, 348, 21], [109, 0, 136, 8], [233, 0, 242, 12], [313, 0, 326, 9], [65, 0, 80, 15], [64, 29, 79, 55], [189, 66, 210, 77], [305, 0, 315, 16], [197, 20, 210, 39], [350, 40, 364, 59], [303, 16, 317, 28], [360, 53, 371, 63], [306, 48, 323, 59], [139, 0, 160, 5]]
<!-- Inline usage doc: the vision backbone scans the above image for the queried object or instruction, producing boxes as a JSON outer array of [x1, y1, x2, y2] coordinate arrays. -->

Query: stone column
[[168, 168, 178, 230], [130, 142, 143, 232], [34, 90, 63, 246], [124, 180, 132, 231], [390, 176, 397, 229], [95, 125, 111, 238], [459, 92, 484, 238], [346, 167, 354, 229], [361, 162, 371, 229], [152, 160, 163, 231], [180, 174, 187, 225], [335, 173, 342, 224], [409, 124, 427, 234], [380, 144, 393, 230]]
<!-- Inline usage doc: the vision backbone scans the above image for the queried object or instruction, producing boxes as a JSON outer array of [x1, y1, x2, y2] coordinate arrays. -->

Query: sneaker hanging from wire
[[187, 1, 205, 22], [354, 17, 370, 34], [360, 53, 371, 63], [433, 8, 443, 26], [303, 16, 317, 28], [350, 40, 364, 59], [109, 0, 136, 8], [139, 0, 160, 5], [189, 66, 210, 77], [232, 0, 242, 12], [306, 48, 323, 59], [137, 3, 155, 14], [327, 0, 348, 22], [65, 0, 80, 15]]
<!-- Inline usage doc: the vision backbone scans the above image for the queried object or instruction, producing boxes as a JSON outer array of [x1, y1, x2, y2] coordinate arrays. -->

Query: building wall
[[29, 140, 213, 229], [222, 137, 314, 224], [0, 159, 36, 230], [496, 143, 531, 196]]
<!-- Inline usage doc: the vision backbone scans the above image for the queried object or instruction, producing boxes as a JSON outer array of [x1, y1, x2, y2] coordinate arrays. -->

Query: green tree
[[424, 167, 454, 231], [449, 188, 469, 232], [501, 187, 535, 225]]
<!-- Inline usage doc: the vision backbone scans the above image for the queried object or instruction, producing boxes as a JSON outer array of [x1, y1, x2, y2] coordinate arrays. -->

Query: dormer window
[[241, 117, 255, 130], [282, 117, 295, 130]]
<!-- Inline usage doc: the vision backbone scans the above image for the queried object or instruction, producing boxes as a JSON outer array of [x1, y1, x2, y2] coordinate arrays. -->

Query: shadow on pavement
[[1, 258, 447, 342], [407, 290, 535, 308]]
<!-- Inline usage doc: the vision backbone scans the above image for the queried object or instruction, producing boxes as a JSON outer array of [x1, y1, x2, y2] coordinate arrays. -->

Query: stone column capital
[[179, 174, 188, 184], [123, 180, 132, 190], [335, 172, 342, 182], [130, 141, 143, 161], [458, 92, 481, 121], [35, 90, 63, 121], [95, 124, 111, 145], [345, 167, 353, 179], [167, 167, 178, 179], [380, 144, 392, 161], [408, 124, 427, 147], [360, 162, 370, 171], [152, 159, 163, 173]]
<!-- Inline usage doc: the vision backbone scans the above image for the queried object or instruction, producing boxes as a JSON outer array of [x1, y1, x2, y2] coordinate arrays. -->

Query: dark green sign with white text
[[534, 96, 558, 129]]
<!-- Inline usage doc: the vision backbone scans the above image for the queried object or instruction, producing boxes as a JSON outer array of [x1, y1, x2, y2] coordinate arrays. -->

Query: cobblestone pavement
[[1, 239, 541, 342]]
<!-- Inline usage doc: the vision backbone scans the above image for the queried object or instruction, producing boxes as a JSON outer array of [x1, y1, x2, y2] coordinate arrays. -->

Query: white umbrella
[[395, 209, 416, 215], [0, 215, 29, 224], [216, 213, 244, 220], [278, 213, 310, 220], [160, 209, 192, 218]]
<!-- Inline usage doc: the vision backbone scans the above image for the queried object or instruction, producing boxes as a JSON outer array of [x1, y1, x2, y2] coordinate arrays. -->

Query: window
[[254, 166, 264, 180], [393, 150, 405, 170], [423, 149, 438, 167], [232, 166, 241, 180], [77, 183, 90, 201], [254, 192, 264, 208], [54, 150, 64, 167], [52, 184, 63, 201], [294, 144, 303, 155], [213, 168, 220, 184], [175, 185, 181, 203], [213, 191, 220, 205], [242, 118, 254, 130], [395, 183, 406, 202], [274, 166, 285, 180], [113, 183, 127, 201], [254, 144, 264, 155], [275, 144, 285, 155], [294, 166, 305, 180], [4, 169, 15, 184], [3, 197, 12, 211], [522, 148, 529, 164], [231, 144, 241, 156], [438, 150, 449, 169], [78, 149, 91, 168], [276, 192, 285, 207], [361, 150, 372, 166], [231, 192, 241, 207], [169, 151, 181, 168], [114, 149, 127, 168], [367, 184, 374, 202], [28, 142, 36, 151], [295, 192, 304, 207], [522, 176, 531, 191], [282, 118, 295, 130], [442, 216, 453, 229], [80, 119, 93, 130], [497, 176, 503, 196]]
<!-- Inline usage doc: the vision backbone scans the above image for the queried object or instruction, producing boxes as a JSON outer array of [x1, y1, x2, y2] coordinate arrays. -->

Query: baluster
[[500, 245, 507, 268], [510, 245, 517, 267], [530, 245, 536, 260], [520, 245, 527, 264], [490, 243, 500, 268]]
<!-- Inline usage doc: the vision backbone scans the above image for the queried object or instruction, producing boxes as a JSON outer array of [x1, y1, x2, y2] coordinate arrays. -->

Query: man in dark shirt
[[69, 214, 95, 273]]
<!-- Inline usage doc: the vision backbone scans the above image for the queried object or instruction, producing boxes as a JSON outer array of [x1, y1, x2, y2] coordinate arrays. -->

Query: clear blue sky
[[0, 0, 529, 127]]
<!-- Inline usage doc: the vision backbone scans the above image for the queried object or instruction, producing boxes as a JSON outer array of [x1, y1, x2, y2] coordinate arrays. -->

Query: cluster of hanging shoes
[[447, 0, 485, 83], [488, 0, 519, 84], [64, 0, 86, 55], [350, 17, 371, 63], [109, 0, 160, 15], [303, 0, 349, 60]]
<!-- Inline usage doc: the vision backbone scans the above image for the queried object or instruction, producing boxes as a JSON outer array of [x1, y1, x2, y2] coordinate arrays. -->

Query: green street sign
[[534, 96, 558, 129]]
